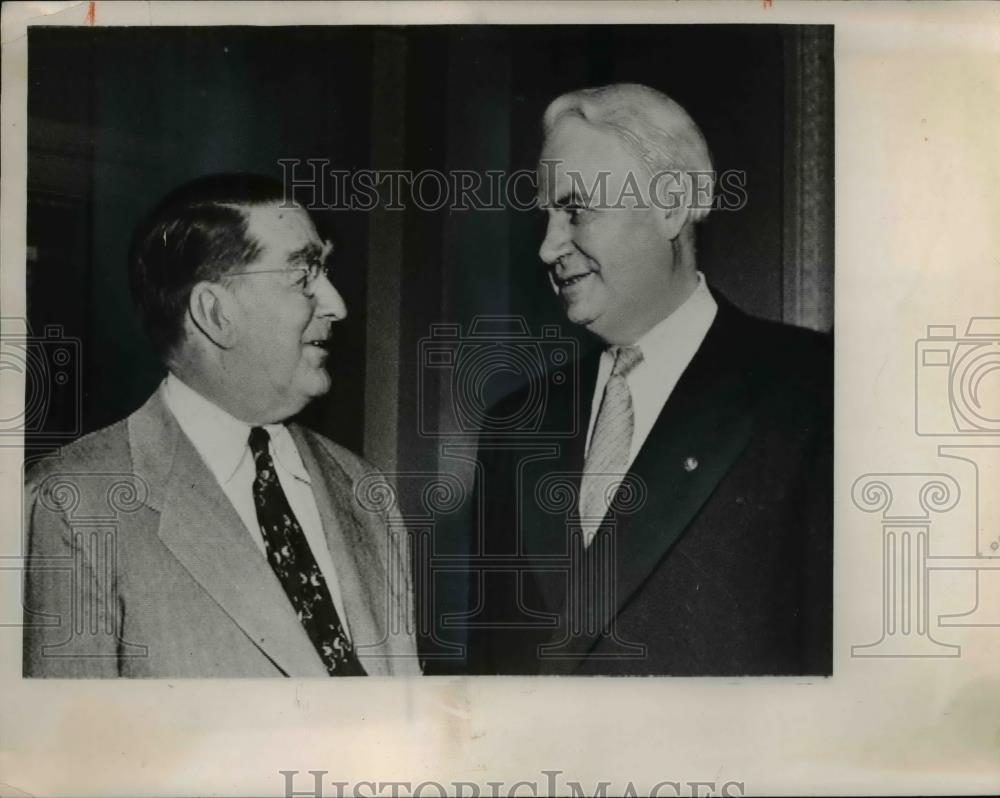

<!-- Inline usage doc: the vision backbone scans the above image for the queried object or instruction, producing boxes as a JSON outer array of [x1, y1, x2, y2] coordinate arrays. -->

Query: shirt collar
[[161, 374, 311, 486], [632, 271, 717, 367]]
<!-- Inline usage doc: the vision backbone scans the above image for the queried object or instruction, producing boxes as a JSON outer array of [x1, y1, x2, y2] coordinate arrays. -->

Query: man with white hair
[[469, 84, 832, 676]]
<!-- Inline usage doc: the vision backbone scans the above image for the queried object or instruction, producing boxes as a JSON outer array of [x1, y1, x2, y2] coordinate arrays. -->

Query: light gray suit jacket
[[23, 391, 420, 677]]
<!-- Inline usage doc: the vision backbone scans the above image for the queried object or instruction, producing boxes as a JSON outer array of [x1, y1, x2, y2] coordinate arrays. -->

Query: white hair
[[543, 83, 715, 223]]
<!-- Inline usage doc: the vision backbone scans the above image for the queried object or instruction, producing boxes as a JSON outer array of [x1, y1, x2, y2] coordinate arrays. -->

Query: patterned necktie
[[579, 346, 644, 547], [248, 426, 365, 676]]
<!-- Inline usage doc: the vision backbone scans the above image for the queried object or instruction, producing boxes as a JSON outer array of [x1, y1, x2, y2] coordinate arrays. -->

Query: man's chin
[[567, 308, 616, 342], [295, 368, 332, 401], [564, 303, 599, 329], [307, 374, 332, 398]]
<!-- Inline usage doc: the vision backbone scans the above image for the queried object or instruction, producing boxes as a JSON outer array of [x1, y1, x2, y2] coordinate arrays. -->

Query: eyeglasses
[[228, 259, 334, 298]]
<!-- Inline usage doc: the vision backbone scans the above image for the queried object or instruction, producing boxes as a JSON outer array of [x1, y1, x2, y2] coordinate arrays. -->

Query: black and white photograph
[[1, 2, 997, 796], [19, 22, 833, 679]]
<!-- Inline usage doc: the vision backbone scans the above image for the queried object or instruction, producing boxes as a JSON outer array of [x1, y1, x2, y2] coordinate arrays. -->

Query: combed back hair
[[128, 172, 288, 361], [542, 83, 715, 223]]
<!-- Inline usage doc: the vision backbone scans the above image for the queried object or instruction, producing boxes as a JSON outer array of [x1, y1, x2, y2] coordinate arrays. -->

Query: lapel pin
[[683, 457, 699, 472]]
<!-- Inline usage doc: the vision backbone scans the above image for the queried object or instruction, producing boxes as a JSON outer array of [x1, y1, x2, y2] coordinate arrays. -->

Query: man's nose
[[538, 215, 572, 265], [313, 274, 348, 320]]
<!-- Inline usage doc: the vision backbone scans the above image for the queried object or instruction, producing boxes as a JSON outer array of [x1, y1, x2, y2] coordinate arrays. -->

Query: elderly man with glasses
[[23, 174, 420, 678]]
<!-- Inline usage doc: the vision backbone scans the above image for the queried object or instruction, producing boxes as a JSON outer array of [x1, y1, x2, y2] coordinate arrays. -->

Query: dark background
[[25, 25, 833, 668]]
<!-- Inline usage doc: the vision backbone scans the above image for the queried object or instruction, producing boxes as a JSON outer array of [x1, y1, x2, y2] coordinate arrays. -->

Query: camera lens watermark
[[853, 314, 1000, 659], [916, 318, 1000, 435], [0, 318, 82, 447], [418, 317, 579, 439]]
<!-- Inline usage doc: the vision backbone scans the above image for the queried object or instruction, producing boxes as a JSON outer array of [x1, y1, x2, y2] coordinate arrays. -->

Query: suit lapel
[[290, 427, 392, 676], [541, 301, 756, 673], [128, 392, 329, 677]]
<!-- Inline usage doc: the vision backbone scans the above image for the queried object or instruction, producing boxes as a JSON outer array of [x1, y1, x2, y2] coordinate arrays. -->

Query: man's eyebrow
[[553, 190, 586, 208], [287, 241, 327, 265], [538, 190, 586, 211]]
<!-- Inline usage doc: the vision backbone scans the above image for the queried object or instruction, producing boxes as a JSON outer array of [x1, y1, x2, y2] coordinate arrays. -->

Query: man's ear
[[658, 204, 689, 241], [187, 281, 238, 349], [652, 172, 691, 241]]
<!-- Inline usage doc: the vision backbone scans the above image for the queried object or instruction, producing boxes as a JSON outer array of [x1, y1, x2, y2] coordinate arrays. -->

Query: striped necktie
[[579, 346, 644, 547]]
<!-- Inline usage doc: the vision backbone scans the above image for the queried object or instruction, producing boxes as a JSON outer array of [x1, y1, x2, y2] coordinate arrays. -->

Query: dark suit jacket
[[466, 294, 833, 676], [23, 390, 420, 677]]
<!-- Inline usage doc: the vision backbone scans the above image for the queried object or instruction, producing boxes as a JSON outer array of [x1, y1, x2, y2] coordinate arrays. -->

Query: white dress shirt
[[585, 272, 718, 468], [161, 374, 350, 637]]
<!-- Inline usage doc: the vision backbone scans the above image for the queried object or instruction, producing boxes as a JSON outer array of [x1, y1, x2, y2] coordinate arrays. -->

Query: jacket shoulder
[[749, 313, 831, 360], [292, 425, 380, 482], [26, 420, 131, 487], [730, 310, 832, 400]]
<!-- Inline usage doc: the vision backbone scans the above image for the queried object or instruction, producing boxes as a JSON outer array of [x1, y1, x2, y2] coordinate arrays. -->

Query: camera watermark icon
[[0, 317, 82, 447], [417, 316, 579, 439], [853, 316, 1000, 659], [916, 318, 1000, 435]]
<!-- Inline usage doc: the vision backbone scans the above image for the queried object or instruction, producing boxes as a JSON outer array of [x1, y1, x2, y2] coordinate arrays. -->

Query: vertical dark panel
[[25, 29, 98, 459], [441, 28, 512, 329], [421, 28, 519, 672], [389, 29, 457, 670], [782, 26, 835, 332], [89, 30, 187, 431], [395, 28, 451, 503], [364, 30, 408, 472], [439, 29, 517, 415]]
